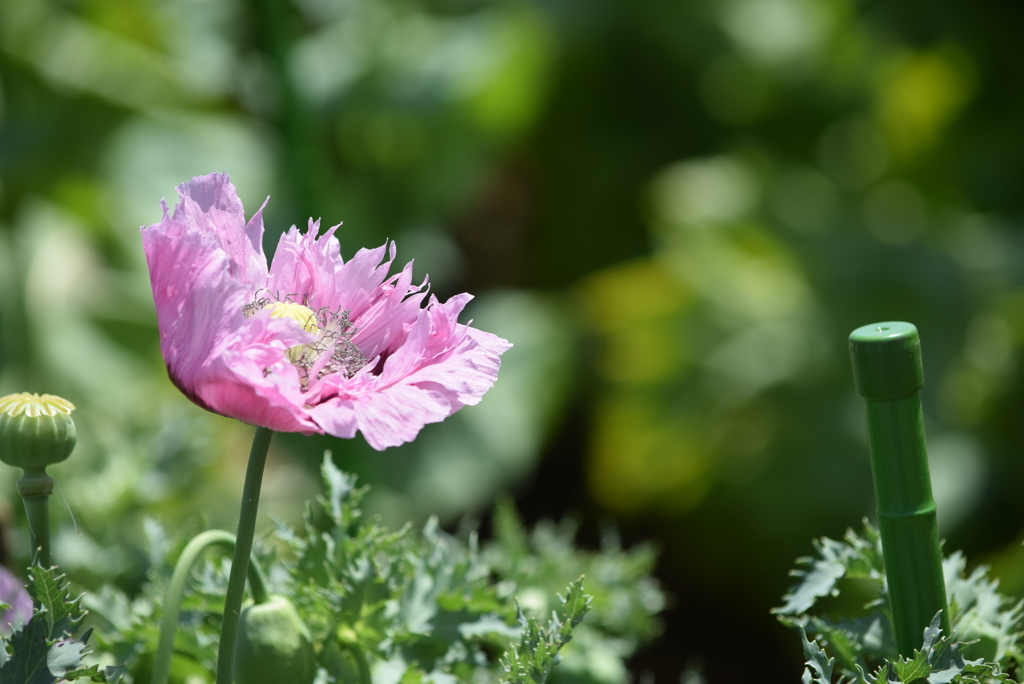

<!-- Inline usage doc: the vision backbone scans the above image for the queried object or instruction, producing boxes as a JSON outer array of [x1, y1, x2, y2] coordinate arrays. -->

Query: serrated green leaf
[[0, 622, 106, 683], [46, 634, 89, 677], [0, 617, 52, 684], [88, 465, 657, 684], [799, 626, 834, 684], [943, 551, 1024, 664], [776, 524, 885, 618], [559, 580, 590, 632], [27, 567, 84, 640], [807, 615, 888, 672], [0, 573, 107, 684], [500, 578, 591, 684], [780, 554, 846, 617], [779, 520, 1024, 683], [891, 649, 931, 683]]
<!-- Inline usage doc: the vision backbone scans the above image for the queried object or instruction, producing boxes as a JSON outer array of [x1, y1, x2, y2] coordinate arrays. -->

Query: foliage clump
[[68, 455, 666, 683], [776, 521, 1024, 683], [0, 566, 117, 683]]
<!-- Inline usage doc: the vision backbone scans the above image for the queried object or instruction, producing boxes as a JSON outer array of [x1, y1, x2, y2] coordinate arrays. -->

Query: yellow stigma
[[268, 302, 320, 366], [269, 302, 320, 335], [0, 393, 75, 418]]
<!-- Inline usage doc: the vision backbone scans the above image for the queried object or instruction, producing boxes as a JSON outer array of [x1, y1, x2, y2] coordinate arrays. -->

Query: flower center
[[268, 301, 320, 335], [268, 302, 320, 365], [244, 292, 368, 389]]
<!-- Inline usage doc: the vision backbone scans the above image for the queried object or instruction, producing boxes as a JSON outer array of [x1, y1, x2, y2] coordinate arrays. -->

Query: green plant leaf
[[775, 522, 884, 617], [780, 523, 1024, 683], [1, 617, 52, 684], [799, 626, 834, 684], [0, 571, 109, 684], [28, 567, 84, 640], [500, 578, 591, 684], [89, 456, 658, 683]]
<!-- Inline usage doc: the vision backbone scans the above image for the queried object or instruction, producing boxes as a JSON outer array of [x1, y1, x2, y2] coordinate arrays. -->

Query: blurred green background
[[4, 0, 1024, 681]]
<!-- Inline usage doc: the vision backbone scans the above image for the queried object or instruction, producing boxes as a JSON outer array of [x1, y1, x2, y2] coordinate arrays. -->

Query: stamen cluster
[[243, 290, 367, 389]]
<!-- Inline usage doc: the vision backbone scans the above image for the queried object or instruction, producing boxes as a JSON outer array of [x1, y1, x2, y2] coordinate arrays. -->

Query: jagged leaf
[[500, 578, 591, 684], [0, 570, 107, 684], [46, 629, 113, 681], [0, 617, 51, 684], [808, 615, 889, 672], [0, 621, 107, 683], [944, 551, 1024, 664], [890, 648, 931, 683], [776, 524, 884, 617], [779, 521, 1024, 683], [90, 459, 657, 683], [799, 626, 834, 684], [46, 634, 89, 677], [27, 567, 84, 640]]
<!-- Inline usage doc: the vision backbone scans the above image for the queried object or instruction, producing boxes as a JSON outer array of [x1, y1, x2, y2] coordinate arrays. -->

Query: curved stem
[[17, 468, 54, 567], [216, 426, 274, 684], [151, 530, 270, 684]]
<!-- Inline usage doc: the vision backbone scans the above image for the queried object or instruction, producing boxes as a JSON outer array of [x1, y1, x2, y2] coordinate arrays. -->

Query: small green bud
[[234, 595, 316, 684], [0, 393, 76, 471]]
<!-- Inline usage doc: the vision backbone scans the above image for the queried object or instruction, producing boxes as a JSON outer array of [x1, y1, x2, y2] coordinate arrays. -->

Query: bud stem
[[216, 426, 274, 684], [152, 530, 270, 684], [16, 468, 54, 567]]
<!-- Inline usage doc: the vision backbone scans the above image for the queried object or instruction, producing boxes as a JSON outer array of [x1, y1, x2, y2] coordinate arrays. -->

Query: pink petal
[[378, 294, 511, 410], [200, 314, 319, 430], [310, 383, 453, 450], [349, 258, 427, 359], [164, 173, 268, 287], [142, 224, 248, 402], [266, 219, 342, 307]]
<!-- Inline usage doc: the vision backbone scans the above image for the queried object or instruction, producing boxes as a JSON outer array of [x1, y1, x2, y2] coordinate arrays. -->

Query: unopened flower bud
[[234, 595, 316, 684], [0, 393, 77, 472]]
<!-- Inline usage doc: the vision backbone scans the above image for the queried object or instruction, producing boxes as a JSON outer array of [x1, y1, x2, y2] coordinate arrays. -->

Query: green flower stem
[[152, 530, 269, 684], [16, 468, 54, 567], [216, 426, 274, 684], [849, 322, 950, 655]]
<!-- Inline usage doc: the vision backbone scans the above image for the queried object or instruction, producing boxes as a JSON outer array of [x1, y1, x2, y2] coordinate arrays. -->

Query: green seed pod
[[0, 393, 76, 471], [234, 595, 316, 684]]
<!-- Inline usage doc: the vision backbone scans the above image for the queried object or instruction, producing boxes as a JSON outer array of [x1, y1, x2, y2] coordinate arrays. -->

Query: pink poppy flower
[[141, 173, 511, 450]]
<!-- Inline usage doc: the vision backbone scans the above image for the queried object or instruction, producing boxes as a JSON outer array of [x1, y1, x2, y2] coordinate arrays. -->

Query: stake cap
[[849, 322, 923, 400]]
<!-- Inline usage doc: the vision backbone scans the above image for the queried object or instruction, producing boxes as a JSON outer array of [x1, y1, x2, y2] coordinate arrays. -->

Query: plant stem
[[216, 426, 274, 684], [849, 322, 950, 655], [16, 468, 54, 567], [152, 530, 269, 684]]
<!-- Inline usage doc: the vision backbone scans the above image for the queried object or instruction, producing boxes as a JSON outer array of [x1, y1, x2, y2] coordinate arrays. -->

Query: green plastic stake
[[849, 321, 950, 656]]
